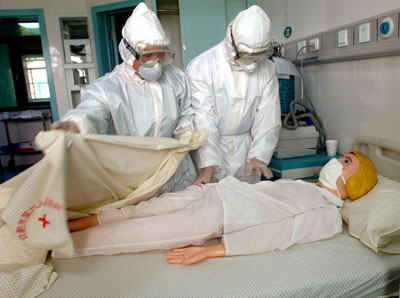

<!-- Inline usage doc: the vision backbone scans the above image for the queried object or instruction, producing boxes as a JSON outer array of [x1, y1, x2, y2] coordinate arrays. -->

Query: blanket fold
[[0, 128, 206, 297]]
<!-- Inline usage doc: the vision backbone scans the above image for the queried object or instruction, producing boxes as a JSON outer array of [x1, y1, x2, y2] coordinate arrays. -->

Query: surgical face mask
[[237, 60, 259, 72], [319, 158, 346, 197], [137, 62, 162, 81]]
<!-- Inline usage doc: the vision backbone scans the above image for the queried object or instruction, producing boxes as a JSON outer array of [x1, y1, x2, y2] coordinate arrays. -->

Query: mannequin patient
[[54, 151, 377, 264]]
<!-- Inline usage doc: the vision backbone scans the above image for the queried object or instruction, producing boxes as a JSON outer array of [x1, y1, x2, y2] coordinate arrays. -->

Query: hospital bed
[[40, 137, 400, 298]]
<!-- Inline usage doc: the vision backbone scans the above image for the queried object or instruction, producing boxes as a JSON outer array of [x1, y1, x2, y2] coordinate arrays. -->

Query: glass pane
[[26, 59, 46, 69], [22, 55, 50, 102], [30, 69, 48, 83], [69, 44, 90, 63], [38, 83, 50, 98], [72, 68, 89, 86], [61, 18, 88, 40], [71, 90, 81, 108], [18, 22, 40, 36]]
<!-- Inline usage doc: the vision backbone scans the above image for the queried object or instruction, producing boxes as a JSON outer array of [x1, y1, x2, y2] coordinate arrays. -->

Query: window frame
[[21, 54, 50, 103]]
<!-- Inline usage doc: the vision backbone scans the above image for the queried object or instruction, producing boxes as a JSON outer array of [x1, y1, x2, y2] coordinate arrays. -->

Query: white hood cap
[[118, 3, 169, 65], [229, 5, 272, 53]]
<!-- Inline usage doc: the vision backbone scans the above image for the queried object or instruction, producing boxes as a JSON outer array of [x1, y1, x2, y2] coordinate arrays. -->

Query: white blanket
[[0, 128, 205, 297]]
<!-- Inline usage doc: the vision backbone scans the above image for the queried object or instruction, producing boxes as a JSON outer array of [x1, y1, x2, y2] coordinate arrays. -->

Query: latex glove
[[192, 166, 216, 185], [247, 158, 273, 179], [51, 121, 80, 133]]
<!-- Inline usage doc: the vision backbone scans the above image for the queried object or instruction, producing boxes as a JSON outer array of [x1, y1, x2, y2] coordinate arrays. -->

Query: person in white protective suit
[[51, 3, 196, 192], [54, 151, 377, 264], [186, 5, 281, 185]]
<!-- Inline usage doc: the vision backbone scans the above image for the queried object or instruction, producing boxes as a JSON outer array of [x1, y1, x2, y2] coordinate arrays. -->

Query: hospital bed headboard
[[352, 136, 400, 183]]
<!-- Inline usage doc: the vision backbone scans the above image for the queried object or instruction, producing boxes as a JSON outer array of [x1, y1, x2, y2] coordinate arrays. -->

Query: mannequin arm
[[166, 243, 226, 265], [68, 215, 99, 232]]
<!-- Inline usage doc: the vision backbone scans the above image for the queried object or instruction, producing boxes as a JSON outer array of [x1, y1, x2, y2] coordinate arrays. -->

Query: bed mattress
[[40, 229, 400, 298]]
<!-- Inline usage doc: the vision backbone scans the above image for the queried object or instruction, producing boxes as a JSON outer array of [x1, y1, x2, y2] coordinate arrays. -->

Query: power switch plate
[[297, 40, 307, 55], [338, 29, 348, 47], [359, 23, 370, 43]]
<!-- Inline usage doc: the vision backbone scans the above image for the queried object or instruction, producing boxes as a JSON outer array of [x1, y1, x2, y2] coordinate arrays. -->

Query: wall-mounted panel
[[334, 26, 354, 49], [283, 8, 400, 65], [308, 35, 322, 53], [354, 19, 377, 46]]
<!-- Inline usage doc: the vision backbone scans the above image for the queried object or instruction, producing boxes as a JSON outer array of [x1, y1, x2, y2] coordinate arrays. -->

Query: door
[[178, 0, 255, 69], [0, 44, 17, 108], [91, 1, 142, 77]]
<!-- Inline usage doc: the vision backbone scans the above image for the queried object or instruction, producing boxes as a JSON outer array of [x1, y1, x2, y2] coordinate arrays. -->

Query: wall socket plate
[[338, 29, 348, 47], [335, 26, 354, 49], [297, 40, 307, 55], [359, 23, 370, 43], [308, 37, 320, 51]]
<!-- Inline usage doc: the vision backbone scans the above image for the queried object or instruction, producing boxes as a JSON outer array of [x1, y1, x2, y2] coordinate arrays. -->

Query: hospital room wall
[[258, 0, 400, 153]]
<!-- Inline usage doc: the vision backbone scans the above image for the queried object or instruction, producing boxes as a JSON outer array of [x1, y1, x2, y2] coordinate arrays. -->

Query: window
[[60, 17, 95, 108], [0, 15, 52, 111], [22, 55, 50, 102]]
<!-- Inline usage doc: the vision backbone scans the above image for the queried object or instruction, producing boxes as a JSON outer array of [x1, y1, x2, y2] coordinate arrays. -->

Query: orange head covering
[[345, 150, 377, 200]]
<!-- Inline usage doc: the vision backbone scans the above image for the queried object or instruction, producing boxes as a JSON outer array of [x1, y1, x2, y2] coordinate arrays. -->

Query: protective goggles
[[230, 29, 274, 64], [237, 51, 270, 65], [123, 38, 175, 67]]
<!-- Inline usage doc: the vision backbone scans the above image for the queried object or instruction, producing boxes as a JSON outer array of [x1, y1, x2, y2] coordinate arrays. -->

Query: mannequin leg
[[98, 184, 212, 225], [54, 190, 224, 258]]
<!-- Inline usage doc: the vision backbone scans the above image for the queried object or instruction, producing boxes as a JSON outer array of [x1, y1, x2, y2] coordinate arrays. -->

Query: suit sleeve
[[248, 62, 281, 165], [62, 82, 111, 134], [186, 63, 224, 169], [173, 73, 195, 138]]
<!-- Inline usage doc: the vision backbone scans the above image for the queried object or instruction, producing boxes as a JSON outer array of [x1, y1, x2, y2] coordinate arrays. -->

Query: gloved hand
[[51, 121, 80, 133], [247, 158, 273, 179], [192, 166, 216, 185]]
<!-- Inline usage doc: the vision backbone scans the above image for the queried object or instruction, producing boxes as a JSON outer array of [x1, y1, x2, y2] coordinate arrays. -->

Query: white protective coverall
[[61, 3, 196, 192], [53, 176, 343, 258], [186, 5, 281, 183]]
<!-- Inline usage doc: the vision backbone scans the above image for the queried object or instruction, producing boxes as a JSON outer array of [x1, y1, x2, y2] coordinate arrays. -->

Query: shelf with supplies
[[0, 110, 52, 170]]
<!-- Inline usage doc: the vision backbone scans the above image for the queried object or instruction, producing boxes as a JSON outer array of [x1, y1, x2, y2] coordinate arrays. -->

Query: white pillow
[[341, 175, 400, 253]]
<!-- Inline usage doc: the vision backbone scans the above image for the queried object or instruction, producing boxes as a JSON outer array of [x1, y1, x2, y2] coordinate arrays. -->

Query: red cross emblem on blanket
[[17, 197, 62, 239], [38, 214, 50, 228]]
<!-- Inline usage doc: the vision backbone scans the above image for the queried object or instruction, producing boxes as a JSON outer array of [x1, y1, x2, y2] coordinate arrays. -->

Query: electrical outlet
[[309, 38, 320, 51]]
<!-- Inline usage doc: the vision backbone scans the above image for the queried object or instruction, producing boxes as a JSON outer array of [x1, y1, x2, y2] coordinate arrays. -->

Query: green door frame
[[91, 0, 143, 77], [0, 9, 59, 120]]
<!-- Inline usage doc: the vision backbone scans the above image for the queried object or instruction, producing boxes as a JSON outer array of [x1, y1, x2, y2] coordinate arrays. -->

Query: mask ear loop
[[230, 28, 240, 60], [122, 38, 140, 60]]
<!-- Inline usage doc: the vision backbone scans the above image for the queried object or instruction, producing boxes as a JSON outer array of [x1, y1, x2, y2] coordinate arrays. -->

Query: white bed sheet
[[40, 229, 400, 298], [39, 136, 400, 297]]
